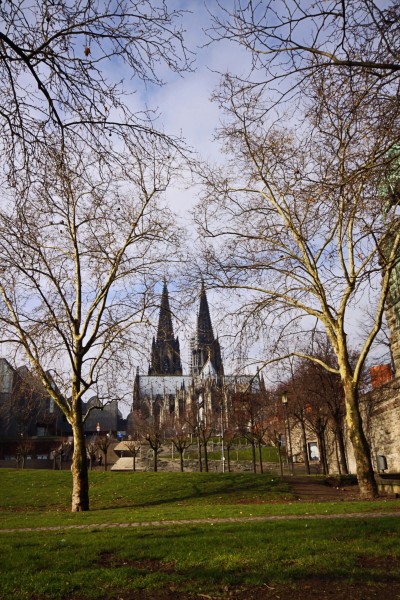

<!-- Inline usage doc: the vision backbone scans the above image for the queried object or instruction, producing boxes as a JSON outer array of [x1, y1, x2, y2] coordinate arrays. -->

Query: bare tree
[[167, 414, 192, 473], [221, 427, 237, 473], [0, 0, 191, 186], [96, 433, 113, 472], [209, 2, 400, 108], [15, 435, 34, 469], [124, 438, 141, 472], [196, 59, 400, 497], [51, 438, 71, 471], [197, 417, 215, 473], [86, 437, 98, 471], [231, 390, 266, 473], [145, 427, 163, 473], [0, 142, 181, 511]]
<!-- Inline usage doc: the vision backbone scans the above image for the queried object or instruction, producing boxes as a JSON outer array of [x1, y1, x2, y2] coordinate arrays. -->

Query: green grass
[[0, 469, 399, 528], [0, 517, 399, 598], [0, 469, 398, 529], [0, 470, 400, 598]]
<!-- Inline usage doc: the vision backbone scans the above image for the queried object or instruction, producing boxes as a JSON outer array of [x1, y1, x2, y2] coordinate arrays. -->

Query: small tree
[[222, 428, 237, 473], [52, 439, 71, 471], [197, 419, 215, 473], [184, 401, 204, 472], [96, 434, 113, 472], [145, 430, 163, 473], [124, 438, 141, 473], [15, 436, 34, 469], [86, 438, 98, 471], [168, 415, 192, 473], [232, 390, 266, 473]]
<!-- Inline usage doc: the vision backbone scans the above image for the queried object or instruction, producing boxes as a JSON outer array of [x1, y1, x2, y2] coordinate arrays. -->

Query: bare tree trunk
[[153, 449, 158, 472], [336, 424, 349, 475], [300, 419, 310, 475], [277, 442, 283, 478], [198, 437, 203, 472], [203, 441, 209, 472], [71, 419, 89, 512], [251, 440, 256, 473], [322, 433, 329, 475], [227, 447, 231, 472], [334, 436, 342, 475], [344, 381, 377, 498], [258, 441, 263, 474], [179, 450, 184, 472], [316, 430, 328, 475]]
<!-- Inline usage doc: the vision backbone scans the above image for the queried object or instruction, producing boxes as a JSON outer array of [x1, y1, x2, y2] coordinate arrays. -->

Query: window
[[308, 442, 320, 461]]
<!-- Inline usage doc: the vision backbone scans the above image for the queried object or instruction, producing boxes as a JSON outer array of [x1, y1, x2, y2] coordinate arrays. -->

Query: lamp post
[[282, 391, 294, 475], [276, 432, 284, 478]]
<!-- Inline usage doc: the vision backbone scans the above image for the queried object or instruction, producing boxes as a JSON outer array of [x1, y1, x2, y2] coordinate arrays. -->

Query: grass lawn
[[0, 469, 399, 599]]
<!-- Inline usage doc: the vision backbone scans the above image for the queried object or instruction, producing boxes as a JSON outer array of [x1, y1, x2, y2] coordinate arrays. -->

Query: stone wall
[[386, 254, 400, 376], [364, 376, 400, 472]]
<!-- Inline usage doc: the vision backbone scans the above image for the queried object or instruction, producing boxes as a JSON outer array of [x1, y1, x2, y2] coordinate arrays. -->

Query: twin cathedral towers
[[148, 280, 224, 379], [131, 280, 228, 425]]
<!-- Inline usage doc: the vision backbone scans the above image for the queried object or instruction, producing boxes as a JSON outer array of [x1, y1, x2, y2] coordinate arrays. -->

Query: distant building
[[0, 359, 63, 437], [82, 397, 125, 437]]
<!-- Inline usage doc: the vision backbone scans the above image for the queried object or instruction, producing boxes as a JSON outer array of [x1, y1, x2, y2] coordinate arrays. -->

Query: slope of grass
[[0, 469, 398, 530]]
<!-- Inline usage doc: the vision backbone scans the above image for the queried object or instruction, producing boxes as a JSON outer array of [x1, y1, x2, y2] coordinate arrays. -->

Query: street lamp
[[282, 391, 294, 475]]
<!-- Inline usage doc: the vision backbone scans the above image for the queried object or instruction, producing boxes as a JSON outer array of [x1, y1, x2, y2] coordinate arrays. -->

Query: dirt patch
[[98, 551, 176, 573], [70, 580, 400, 600], [285, 476, 361, 502], [357, 554, 400, 570]]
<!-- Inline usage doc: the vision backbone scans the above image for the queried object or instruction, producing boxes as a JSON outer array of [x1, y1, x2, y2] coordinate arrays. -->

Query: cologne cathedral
[[128, 281, 261, 431]]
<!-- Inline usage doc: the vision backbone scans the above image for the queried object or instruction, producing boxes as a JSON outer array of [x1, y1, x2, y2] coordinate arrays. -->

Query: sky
[[135, 1, 252, 215]]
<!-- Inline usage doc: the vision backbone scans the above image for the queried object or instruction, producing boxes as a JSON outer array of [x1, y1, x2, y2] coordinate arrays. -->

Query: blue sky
[[126, 1, 251, 216]]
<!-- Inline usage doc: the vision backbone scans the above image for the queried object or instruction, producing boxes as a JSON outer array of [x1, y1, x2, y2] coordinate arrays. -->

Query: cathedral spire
[[190, 281, 224, 377], [197, 280, 215, 346], [148, 281, 182, 376], [157, 279, 174, 342]]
